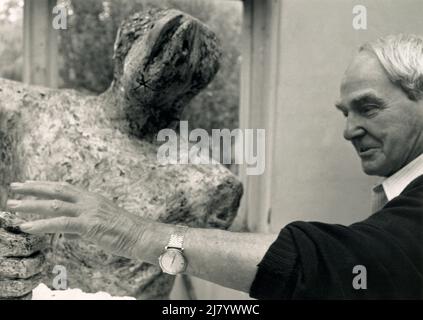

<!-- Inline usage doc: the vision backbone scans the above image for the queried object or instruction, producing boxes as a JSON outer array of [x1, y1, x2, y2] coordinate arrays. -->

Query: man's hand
[[6, 181, 152, 260], [0, 211, 46, 299], [5, 181, 276, 294]]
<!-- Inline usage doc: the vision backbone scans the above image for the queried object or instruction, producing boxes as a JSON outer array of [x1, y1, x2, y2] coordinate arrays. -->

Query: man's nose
[[343, 114, 366, 141]]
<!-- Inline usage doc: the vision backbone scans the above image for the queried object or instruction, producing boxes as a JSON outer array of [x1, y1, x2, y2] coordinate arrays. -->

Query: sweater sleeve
[[249, 175, 423, 299], [249, 228, 298, 299]]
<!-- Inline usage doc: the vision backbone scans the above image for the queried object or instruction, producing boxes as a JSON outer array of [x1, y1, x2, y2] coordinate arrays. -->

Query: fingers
[[6, 199, 79, 217], [63, 234, 81, 241], [19, 217, 83, 235], [10, 181, 81, 203], [8, 181, 90, 236]]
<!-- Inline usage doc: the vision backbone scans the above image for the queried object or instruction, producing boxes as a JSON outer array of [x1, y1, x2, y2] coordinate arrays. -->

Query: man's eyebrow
[[351, 93, 385, 106], [335, 93, 385, 112]]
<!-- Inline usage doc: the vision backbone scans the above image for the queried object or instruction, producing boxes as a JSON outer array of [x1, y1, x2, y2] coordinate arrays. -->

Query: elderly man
[[5, 34, 423, 299]]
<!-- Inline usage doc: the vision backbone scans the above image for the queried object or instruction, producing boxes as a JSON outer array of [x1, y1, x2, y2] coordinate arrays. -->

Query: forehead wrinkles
[[340, 78, 387, 100], [340, 53, 399, 100]]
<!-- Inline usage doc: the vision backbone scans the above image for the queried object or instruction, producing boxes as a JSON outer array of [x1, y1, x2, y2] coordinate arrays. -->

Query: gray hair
[[360, 34, 423, 101]]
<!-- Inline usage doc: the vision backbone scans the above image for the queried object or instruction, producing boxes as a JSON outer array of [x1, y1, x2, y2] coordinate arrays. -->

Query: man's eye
[[360, 104, 378, 116]]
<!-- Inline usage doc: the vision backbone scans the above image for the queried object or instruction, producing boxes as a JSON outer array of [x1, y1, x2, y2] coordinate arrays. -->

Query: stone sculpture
[[0, 211, 46, 299], [0, 8, 242, 299]]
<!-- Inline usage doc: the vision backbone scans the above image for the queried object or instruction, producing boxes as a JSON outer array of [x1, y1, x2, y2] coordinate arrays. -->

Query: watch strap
[[166, 225, 189, 250]]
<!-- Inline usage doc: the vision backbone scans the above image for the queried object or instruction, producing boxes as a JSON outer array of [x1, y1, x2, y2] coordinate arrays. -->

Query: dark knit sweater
[[250, 175, 423, 299]]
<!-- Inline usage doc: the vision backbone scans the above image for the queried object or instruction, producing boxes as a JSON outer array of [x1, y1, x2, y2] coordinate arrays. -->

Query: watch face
[[159, 248, 187, 275]]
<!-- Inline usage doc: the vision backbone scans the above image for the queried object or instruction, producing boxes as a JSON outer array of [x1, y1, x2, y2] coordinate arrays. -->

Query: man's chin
[[361, 161, 388, 177]]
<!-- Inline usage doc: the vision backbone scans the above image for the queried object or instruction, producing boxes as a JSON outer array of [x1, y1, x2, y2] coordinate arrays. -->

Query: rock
[[0, 8, 242, 299], [0, 212, 46, 299], [0, 274, 42, 298], [0, 254, 45, 279], [0, 212, 47, 258], [0, 292, 32, 300], [0, 209, 24, 230]]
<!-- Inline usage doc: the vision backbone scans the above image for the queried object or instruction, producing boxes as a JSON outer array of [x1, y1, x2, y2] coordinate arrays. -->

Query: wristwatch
[[158, 225, 189, 275]]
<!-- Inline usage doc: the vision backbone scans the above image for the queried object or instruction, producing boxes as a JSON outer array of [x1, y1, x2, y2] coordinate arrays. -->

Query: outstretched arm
[[141, 223, 278, 292], [7, 181, 278, 294]]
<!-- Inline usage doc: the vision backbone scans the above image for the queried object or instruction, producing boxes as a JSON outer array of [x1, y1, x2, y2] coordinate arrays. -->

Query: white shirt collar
[[380, 153, 423, 201]]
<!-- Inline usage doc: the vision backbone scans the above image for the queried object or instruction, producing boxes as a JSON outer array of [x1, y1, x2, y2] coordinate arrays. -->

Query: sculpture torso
[[0, 8, 242, 299]]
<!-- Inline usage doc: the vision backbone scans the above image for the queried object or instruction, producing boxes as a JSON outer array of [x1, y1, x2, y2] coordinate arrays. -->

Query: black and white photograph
[[0, 0, 422, 309]]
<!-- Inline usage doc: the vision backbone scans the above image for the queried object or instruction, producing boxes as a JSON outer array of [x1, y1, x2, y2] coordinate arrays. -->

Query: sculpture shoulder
[[0, 77, 100, 128]]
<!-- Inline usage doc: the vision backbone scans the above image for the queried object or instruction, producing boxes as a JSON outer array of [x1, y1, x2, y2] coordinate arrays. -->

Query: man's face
[[336, 51, 423, 177]]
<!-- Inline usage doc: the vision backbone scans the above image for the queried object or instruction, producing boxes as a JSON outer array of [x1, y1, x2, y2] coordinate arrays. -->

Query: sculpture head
[[111, 9, 221, 137]]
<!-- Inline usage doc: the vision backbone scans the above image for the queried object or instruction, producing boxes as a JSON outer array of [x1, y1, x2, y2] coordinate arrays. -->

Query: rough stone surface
[[0, 9, 242, 299], [0, 274, 42, 298], [0, 292, 32, 300], [0, 212, 47, 258], [0, 212, 46, 299], [0, 229, 47, 258], [0, 254, 45, 279]]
